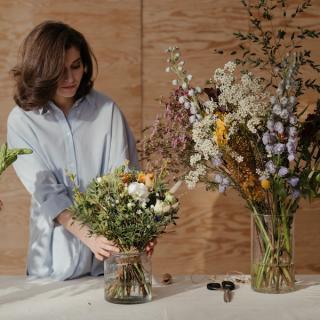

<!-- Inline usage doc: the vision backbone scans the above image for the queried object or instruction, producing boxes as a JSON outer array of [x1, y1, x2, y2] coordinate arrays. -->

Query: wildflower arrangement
[[69, 163, 179, 301], [69, 164, 179, 252], [141, 0, 320, 293]]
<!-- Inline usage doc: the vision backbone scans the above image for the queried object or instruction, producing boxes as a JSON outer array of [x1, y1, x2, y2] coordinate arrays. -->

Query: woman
[[7, 21, 154, 280]]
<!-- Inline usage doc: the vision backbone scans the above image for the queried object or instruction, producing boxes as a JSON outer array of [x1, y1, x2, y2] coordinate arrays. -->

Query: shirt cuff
[[39, 193, 73, 221]]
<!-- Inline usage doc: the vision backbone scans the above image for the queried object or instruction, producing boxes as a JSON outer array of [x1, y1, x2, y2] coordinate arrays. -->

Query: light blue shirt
[[7, 89, 139, 280]]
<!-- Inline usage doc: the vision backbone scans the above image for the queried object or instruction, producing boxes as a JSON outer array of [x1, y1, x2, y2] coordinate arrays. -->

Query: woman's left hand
[[145, 239, 157, 256]]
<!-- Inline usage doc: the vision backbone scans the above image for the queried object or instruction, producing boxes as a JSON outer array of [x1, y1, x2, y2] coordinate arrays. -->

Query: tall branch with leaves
[[216, 0, 320, 96]]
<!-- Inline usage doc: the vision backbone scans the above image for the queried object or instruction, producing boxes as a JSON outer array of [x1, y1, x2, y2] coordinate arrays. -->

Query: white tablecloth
[[0, 275, 320, 320]]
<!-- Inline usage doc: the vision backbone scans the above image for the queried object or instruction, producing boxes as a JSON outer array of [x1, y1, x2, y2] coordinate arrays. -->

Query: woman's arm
[[55, 210, 119, 261]]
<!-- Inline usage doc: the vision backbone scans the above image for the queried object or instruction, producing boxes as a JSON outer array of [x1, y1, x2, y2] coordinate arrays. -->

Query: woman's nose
[[63, 68, 74, 82]]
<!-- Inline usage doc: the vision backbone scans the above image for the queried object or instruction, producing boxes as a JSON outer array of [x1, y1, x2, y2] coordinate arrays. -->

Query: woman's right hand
[[56, 210, 120, 261], [87, 235, 120, 261]]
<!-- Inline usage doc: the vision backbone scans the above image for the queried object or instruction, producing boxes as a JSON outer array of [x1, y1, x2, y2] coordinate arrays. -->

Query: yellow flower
[[214, 118, 227, 145], [137, 172, 145, 183], [145, 173, 154, 188], [261, 179, 270, 190]]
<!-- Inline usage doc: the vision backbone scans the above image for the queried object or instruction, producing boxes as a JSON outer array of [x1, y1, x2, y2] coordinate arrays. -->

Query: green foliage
[[0, 142, 32, 176], [216, 0, 319, 95]]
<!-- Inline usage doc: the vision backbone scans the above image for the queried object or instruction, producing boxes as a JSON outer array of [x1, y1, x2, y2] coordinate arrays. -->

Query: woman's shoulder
[[86, 89, 117, 109], [7, 105, 30, 126]]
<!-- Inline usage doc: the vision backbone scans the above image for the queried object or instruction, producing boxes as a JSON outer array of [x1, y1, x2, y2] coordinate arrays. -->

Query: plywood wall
[[0, 0, 319, 276]]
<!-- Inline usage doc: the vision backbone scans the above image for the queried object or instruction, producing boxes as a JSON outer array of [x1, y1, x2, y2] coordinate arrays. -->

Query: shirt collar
[[38, 96, 86, 115]]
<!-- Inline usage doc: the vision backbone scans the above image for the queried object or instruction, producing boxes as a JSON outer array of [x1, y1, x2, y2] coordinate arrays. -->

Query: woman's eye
[[71, 64, 81, 69]]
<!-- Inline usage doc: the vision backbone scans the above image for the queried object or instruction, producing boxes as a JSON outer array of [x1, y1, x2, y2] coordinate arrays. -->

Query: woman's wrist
[[55, 209, 91, 247]]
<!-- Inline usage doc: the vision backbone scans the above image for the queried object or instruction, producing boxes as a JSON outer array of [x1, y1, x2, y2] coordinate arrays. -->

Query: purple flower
[[274, 122, 284, 134], [214, 174, 223, 184], [286, 141, 296, 154], [291, 189, 300, 199], [288, 153, 295, 162], [222, 177, 230, 186], [289, 127, 297, 137], [280, 97, 288, 105], [265, 145, 273, 154], [289, 96, 296, 105], [211, 157, 222, 167], [272, 104, 282, 115], [280, 109, 289, 120], [273, 143, 285, 155], [289, 116, 297, 125], [266, 160, 276, 174], [262, 132, 270, 145], [267, 120, 275, 132], [270, 96, 277, 104], [278, 167, 288, 177], [218, 184, 227, 193], [288, 176, 299, 187]]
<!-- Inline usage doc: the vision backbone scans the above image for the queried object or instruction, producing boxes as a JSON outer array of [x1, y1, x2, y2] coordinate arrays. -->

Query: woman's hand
[[87, 235, 120, 261], [55, 210, 119, 261], [145, 239, 157, 256]]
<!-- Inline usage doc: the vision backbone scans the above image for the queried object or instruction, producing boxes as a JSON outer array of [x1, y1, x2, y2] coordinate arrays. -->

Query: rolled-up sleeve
[[7, 112, 72, 222]]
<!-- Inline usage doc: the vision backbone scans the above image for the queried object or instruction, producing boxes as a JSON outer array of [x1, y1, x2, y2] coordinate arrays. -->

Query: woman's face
[[55, 46, 84, 100]]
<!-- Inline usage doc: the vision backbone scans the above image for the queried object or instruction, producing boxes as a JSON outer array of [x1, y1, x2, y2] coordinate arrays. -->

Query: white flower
[[195, 86, 202, 93], [179, 96, 185, 104], [127, 202, 134, 209], [154, 200, 170, 214], [189, 115, 196, 123], [187, 74, 193, 81], [184, 102, 191, 109], [164, 192, 176, 204], [188, 89, 195, 97], [127, 182, 149, 202], [190, 105, 197, 115], [165, 67, 170, 73], [172, 79, 178, 86], [178, 66, 183, 71], [182, 82, 188, 90], [190, 153, 202, 166], [96, 177, 102, 183]]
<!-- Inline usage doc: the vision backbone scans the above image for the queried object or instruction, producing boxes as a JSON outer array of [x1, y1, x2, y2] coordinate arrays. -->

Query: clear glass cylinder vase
[[104, 251, 152, 304], [251, 212, 295, 293]]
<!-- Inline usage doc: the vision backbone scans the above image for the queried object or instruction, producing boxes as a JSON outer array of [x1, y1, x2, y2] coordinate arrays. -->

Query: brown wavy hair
[[11, 20, 97, 110]]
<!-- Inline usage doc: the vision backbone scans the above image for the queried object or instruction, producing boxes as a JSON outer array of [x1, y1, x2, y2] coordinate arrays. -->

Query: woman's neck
[[52, 96, 74, 116]]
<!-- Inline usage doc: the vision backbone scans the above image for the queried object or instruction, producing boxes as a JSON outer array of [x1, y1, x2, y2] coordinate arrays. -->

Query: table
[[1, 275, 320, 320]]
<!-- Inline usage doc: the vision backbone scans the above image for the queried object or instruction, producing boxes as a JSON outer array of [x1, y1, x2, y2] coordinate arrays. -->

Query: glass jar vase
[[104, 251, 152, 304], [251, 212, 295, 293]]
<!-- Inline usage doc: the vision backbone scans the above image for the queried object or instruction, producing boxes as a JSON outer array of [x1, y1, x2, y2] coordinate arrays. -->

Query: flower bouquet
[[141, 1, 320, 293], [69, 163, 179, 303]]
